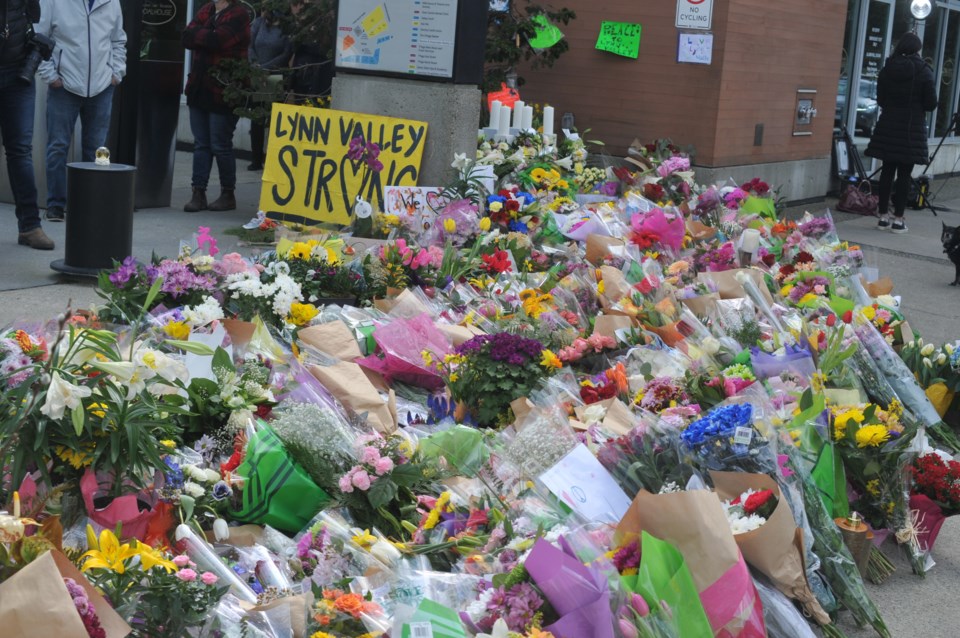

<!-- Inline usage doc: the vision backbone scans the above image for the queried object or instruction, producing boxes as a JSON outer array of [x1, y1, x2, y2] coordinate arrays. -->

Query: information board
[[675, 0, 713, 30], [336, 0, 459, 79]]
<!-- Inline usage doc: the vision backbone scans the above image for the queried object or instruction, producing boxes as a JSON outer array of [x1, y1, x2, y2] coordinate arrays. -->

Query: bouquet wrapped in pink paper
[[357, 313, 452, 390], [630, 208, 686, 253], [616, 488, 767, 638]]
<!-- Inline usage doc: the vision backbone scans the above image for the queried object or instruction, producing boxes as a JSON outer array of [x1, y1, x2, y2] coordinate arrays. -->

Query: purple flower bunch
[[694, 241, 737, 272], [798, 216, 833, 239], [475, 580, 545, 633], [656, 155, 691, 178], [787, 275, 830, 304], [64, 577, 107, 638], [456, 333, 545, 367], [612, 538, 641, 573], [638, 376, 690, 413], [107, 255, 159, 288], [347, 135, 384, 173], [155, 260, 218, 299]]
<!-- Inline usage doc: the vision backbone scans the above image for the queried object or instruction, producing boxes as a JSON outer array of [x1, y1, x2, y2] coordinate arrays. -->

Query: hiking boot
[[876, 216, 891, 230], [45, 207, 65, 222], [18, 227, 55, 250], [891, 218, 908, 234], [208, 188, 236, 211], [184, 187, 207, 212]]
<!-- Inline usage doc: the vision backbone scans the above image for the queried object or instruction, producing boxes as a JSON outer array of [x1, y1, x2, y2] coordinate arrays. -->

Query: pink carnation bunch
[[558, 334, 617, 362], [63, 577, 107, 638]]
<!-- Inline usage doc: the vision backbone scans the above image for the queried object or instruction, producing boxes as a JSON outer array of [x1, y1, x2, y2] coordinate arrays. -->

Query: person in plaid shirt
[[182, 0, 251, 213]]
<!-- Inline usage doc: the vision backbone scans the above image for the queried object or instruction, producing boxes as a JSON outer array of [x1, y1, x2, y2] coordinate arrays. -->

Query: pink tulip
[[631, 593, 650, 617], [618, 618, 639, 638]]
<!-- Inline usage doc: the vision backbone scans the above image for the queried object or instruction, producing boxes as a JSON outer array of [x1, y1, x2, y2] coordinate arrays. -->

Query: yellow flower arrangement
[[80, 526, 139, 573], [55, 445, 94, 469], [540, 349, 562, 369], [351, 529, 377, 549], [479, 217, 492, 231], [288, 302, 319, 327], [423, 492, 452, 531], [832, 407, 865, 441], [287, 241, 314, 260], [855, 424, 891, 448], [163, 321, 190, 340]]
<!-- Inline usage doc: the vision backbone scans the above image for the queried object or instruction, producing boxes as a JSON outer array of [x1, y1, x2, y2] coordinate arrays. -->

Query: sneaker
[[45, 207, 65, 222], [247, 162, 263, 171], [18, 227, 55, 250], [876, 216, 891, 229], [243, 211, 266, 230], [891, 218, 908, 234]]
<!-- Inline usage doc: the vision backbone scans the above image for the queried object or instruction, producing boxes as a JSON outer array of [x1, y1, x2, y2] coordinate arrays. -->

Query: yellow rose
[[479, 217, 492, 231], [443, 218, 457, 233], [489, 201, 503, 213]]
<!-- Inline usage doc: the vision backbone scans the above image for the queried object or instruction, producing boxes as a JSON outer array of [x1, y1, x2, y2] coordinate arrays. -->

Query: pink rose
[[374, 456, 394, 476], [173, 555, 191, 568], [360, 446, 381, 464], [200, 572, 219, 585], [351, 470, 372, 491], [176, 568, 197, 582], [338, 473, 355, 493]]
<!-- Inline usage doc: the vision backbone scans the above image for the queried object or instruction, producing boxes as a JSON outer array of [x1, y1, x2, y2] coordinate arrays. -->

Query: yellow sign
[[260, 103, 428, 225]]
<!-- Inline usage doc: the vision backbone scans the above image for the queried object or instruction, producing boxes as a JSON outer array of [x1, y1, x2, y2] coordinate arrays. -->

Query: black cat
[[943, 222, 960, 286]]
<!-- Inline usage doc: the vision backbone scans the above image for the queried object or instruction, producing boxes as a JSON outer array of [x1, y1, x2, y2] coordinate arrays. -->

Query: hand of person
[[50, 78, 63, 88], [112, 76, 120, 86]]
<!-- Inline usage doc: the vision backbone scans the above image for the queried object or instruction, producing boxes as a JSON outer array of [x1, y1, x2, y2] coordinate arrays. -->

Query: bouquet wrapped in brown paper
[[615, 488, 767, 637], [711, 471, 830, 625], [0, 550, 131, 637]]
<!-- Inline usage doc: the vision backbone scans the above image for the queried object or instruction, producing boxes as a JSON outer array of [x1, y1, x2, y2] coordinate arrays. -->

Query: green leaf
[[142, 275, 164, 312], [212, 347, 235, 374], [166, 340, 216, 356], [179, 495, 196, 522], [71, 405, 85, 436], [367, 478, 398, 510], [389, 463, 423, 486]]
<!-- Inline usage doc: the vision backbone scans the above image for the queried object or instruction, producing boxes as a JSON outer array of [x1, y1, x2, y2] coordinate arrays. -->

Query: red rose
[[481, 250, 512, 274], [761, 253, 777, 267]]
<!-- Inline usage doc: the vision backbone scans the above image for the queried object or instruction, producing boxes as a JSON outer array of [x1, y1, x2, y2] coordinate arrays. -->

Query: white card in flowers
[[539, 444, 632, 523]]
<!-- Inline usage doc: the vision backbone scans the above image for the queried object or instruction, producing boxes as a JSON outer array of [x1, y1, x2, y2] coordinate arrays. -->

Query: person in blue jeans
[[37, 0, 127, 222], [0, 0, 55, 250]]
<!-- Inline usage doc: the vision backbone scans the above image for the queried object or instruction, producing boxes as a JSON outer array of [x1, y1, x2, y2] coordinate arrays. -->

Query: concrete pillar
[[332, 74, 481, 187]]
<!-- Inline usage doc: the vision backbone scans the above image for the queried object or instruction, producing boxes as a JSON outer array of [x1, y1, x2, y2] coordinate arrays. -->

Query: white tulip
[[946, 344, 955, 355], [213, 518, 230, 542], [174, 524, 191, 541], [938, 353, 947, 365], [923, 357, 933, 368], [39, 372, 92, 420], [920, 344, 936, 357], [702, 336, 721, 355]]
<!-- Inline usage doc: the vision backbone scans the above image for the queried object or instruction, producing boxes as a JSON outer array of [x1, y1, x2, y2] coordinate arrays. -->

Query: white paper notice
[[185, 325, 231, 382], [539, 444, 632, 523]]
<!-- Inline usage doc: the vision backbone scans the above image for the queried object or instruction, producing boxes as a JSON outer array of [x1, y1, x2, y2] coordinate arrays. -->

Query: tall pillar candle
[[498, 107, 511, 138], [522, 106, 534, 130], [489, 100, 502, 130], [512, 101, 525, 128], [543, 106, 554, 137]]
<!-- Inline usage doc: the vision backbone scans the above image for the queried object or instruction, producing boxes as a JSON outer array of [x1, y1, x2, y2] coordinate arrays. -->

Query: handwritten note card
[[677, 32, 714, 65], [595, 22, 642, 59], [539, 444, 632, 523]]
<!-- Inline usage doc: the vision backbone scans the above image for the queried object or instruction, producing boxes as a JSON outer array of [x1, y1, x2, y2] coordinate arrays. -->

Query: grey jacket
[[36, 0, 127, 97]]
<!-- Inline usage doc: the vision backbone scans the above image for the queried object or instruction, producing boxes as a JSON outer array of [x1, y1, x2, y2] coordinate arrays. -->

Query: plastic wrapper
[[357, 313, 452, 390], [752, 575, 817, 638], [176, 524, 259, 604], [241, 543, 294, 592], [596, 413, 692, 495], [679, 399, 780, 477], [499, 404, 580, 479], [749, 343, 816, 381], [362, 558, 481, 620]]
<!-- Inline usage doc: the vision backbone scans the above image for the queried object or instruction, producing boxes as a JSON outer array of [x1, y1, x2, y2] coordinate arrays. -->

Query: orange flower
[[606, 363, 628, 393], [313, 614, 332, 626], [333, 592, 366, 618], [322, 589, 344, 600]]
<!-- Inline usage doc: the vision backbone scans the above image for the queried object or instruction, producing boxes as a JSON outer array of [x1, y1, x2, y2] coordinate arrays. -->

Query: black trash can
[[50, 162, 136, 277]]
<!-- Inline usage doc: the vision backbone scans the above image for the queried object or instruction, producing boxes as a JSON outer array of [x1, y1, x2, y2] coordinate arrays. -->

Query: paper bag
[[573, 398, 633, 436], [309, 362, 397, 433], [388, 288, 433, 319], [241, 592, 310, 638], [298, 321, 363, 361], [511, 397, 536, 422], [686, 219, 717, 242], [585, 234, 626, 266], [680, 293, 720, 318], [0, 550, 131, 637], [861, 275, 894, 297], [592, 314, 635, 339], [710, 471, 830, 625], [204, 524, 264, 547], [600, 266, 633, 303], [698, 269, 774, 306], [223, 319, 257, 349], [436, 323, 485, 347]]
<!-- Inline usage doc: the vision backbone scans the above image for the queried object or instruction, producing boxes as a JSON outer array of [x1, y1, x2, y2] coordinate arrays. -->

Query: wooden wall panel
[[516, 0, 848, 167]]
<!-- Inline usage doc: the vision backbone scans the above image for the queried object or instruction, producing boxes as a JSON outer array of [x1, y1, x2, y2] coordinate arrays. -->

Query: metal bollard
[[50, 162, 136, 276]]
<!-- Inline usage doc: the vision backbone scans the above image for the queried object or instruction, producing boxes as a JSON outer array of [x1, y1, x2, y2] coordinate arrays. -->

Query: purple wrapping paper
[[749, 344, 816, 381], [525, 538, 615, 638]]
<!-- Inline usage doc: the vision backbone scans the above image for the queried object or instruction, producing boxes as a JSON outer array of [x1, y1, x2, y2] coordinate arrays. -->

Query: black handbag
[[836, 180, 880, 216]]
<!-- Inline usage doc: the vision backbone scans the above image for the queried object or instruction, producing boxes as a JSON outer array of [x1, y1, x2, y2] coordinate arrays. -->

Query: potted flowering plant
[[429, 332, 562, 427]]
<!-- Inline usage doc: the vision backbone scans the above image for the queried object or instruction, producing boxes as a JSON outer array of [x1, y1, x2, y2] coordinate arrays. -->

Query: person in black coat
[[865, 32, 937, 234]]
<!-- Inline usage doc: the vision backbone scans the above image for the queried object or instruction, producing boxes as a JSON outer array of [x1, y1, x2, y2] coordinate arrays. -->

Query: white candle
[[740, 228, 761, 253], [498, 107, 511, 138], [522, 106, 534, 130], [489, 100, 502, 130], [512, 101, 525, 128], [543, 106, 554, 137]]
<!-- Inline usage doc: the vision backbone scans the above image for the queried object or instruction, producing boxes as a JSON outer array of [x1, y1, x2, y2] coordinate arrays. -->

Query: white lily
[[451, 152, 469, 170], [555, 156, 574, 170], [39, 372, 92, 420]]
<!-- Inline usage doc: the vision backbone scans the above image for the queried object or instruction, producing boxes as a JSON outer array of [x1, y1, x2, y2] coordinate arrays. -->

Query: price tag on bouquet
[[539, 444, 632, 523], [733, 426, 754, 446]]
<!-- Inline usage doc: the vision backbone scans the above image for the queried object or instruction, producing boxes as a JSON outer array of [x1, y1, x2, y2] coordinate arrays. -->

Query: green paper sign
[[529, 14, 565, 49], [596, 21, 642, 58]]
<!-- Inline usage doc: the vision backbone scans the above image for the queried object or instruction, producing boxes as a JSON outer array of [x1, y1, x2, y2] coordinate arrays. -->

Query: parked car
[[835, 76, 879, 136]]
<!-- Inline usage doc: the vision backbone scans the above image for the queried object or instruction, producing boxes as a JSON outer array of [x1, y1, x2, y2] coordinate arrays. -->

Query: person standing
[[0, 0, 55, 249], [247, 6, 290, 171], [182, 0, 251, 212], [37, 0, 127, 223], [865, 32, 937, 234], [287, 0, 332, 104]]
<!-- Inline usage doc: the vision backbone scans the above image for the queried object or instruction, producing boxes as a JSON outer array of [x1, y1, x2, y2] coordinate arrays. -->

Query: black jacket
[[865, 54, 938, 165], [0, 0, 40, 68]]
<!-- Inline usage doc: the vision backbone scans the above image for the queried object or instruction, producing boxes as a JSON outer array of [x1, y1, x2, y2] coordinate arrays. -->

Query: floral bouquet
[[597, 417, 692, 495], [429, 332, 561, 427], [899, 338, 960, 418], [712, 471, 832, 628], [693, 242, 737, 273], [909, 453, 960, 552], [291, 513, 393, 592], [679, 402, 778, 476], [629, 208, 685, 253], [305, 587, 386, 638]]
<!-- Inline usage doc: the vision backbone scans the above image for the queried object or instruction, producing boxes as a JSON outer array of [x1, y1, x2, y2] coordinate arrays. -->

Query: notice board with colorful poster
[[595, 21, 642, 58], [260, 104, 428, 226], [336, 0, 459, 79]]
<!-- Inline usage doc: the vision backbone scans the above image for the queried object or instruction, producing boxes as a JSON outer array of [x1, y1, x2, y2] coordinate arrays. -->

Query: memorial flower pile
[[9, 126, 960, 638]]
